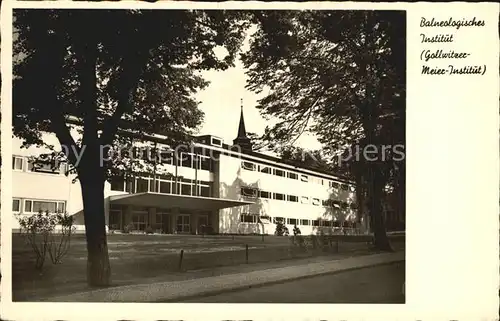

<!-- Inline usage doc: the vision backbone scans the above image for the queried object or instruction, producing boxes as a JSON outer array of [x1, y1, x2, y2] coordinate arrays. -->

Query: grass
[[12, 233, 405, 301]]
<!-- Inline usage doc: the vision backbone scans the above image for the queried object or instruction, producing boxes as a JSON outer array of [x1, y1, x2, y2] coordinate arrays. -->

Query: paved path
[[184, 262, 405, 303], [46, 251, 404, 302]]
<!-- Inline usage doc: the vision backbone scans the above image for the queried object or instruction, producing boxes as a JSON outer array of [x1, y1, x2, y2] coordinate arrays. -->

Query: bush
[[17, 211, 75, 270], [49, 212, 75, 264], [275, 221, 289, 236], [145, 225, 154, 234]]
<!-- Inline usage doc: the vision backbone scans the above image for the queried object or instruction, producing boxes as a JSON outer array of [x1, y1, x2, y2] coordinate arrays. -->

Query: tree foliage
[[14, 9, 248, 176], [242, 10, 406, 250], [13, 9, 248, 285]]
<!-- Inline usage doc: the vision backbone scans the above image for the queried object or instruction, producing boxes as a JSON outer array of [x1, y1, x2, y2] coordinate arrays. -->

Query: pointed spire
[[233, 98, 253, 152], [237, 98, 247, 138]]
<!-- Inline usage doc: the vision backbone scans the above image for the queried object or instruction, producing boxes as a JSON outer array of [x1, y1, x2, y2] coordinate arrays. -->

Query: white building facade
[[11, 109, 357, 235]]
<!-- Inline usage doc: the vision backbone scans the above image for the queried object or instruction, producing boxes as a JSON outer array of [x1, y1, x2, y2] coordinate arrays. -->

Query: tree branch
[[100, 53, 149, 148]]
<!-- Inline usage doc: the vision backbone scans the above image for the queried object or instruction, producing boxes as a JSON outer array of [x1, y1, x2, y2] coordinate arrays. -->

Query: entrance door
[[176, 214, 190, 233], [156, 212, 171, 234], [131, 211, 148, 231], [109, 210, 122, 230]]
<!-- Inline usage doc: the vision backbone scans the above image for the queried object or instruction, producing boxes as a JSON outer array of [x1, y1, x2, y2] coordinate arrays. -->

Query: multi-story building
[[11, 106, 358, 235]]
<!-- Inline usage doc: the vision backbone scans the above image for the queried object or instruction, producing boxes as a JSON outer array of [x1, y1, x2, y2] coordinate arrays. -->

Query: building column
[[171, 207, 179, 234], [211, 210, 219, 234]]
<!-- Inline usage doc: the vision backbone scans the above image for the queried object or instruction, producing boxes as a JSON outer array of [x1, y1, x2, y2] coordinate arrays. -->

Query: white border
[[2, 1, 499, 320]]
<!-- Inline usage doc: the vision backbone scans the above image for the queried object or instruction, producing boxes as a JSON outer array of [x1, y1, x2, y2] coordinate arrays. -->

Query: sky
[[195, 31, 322, 154]]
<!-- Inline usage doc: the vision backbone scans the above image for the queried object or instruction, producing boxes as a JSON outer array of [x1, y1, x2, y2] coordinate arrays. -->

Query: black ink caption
[[419, 17, 486, 76]]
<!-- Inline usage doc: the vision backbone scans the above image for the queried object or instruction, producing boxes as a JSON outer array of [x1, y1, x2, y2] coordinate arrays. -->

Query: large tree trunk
[[368, 164, 393, 251], [81, 176, 111, 287]]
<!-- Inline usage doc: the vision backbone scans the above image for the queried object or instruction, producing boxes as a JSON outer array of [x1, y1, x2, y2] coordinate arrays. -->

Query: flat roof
[[109, 192, 254, 211]]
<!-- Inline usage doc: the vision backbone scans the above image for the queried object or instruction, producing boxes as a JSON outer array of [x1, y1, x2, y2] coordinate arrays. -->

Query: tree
[[242, 10, 405, 251], [13, 9, 247, 286], [277, 145, 342, 175]]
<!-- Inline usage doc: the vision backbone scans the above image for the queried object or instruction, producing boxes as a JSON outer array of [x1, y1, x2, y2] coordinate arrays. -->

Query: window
[[259, 216, 272, 224], [211, 137, 222, 147], [300, 219, 310, 226], [287, 218, 298, 225], [287, 172, 298, 180], [110, 176, 125, 192], [300, 175, 308, 182], [200, 156, 211, 170], [57, 202, 66, 213], [322, 220, 333, 227], [24, 200, 66, 213], [312, 220, 320, 227], [273, 217, 285, 224], [180, 183, 192, 196], [200, 185, 211, 197], [28, 159, 63, 174], [273, 169, 285, 177], [149, 180, 159, 193], [331, 182, 340, 189], [241, 187, 258, 198], [125, 178, 136, 193], [12, 156, 24, 171], [260, 166, 272, 174], [176, 215, 191, 233], [240, 214, 257, 223], [341, 184, 349, 191], [287, 195, 298, 202], [260, 191, 271, 199], [312, 198, 320, 206], [300, 196, 309, 204], [12, 199, 20, 212], [242, 161, 256, 171], [132, 213, 148, 231], [136, 178, 149, 193], [180, 153, 193, 168], [273, 193, 285, 201], [159, 181, 172, 194]]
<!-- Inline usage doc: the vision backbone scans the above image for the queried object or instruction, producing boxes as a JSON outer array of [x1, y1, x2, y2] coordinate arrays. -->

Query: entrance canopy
[[109, 192, 254, 211]]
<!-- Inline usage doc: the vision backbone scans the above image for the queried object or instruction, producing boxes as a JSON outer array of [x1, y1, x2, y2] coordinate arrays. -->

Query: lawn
[[12, 233, 405, 301]]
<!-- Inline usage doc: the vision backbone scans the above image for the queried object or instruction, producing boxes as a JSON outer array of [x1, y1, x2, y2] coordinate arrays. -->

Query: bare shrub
[[17, 211, 75, 270]]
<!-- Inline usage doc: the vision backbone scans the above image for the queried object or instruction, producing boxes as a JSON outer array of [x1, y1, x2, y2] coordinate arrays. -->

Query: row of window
[[12, 156, 67, 175], [240, 214, 357, 227], [110, 175, 213, 197], [137, 151, 212, 171], [13, 151, 213, 176], [240, 187, 357, 209], [13, 198, 66, 214], [241, 161, 354, 191]]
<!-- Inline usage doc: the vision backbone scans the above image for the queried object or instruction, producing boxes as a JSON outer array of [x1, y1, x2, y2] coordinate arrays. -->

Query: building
[[11, 104, 358, 235]]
